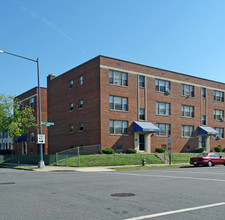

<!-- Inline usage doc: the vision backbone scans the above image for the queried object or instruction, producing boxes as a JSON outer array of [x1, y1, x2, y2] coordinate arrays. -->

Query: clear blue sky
[[1, 0, 225, 96]]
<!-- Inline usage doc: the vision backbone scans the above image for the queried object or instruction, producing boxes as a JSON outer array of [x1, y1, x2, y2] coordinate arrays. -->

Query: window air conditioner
[[219, 117, 224, 122], [164, 90, 170, 95], [215, 135, 222, 140]]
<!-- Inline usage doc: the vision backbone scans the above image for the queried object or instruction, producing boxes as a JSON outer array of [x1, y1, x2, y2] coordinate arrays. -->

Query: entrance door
[[22, 141, 27, 155], [201, 136, 206, 148], [139, 134, 145, 151]]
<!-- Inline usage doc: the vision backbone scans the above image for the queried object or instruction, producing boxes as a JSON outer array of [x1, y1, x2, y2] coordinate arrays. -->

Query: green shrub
[[193, 147, 205, 153], [155, 148, 166, 153], [102, 148, 115, 154], [214, 146, 222, 152], [0, 150, 13, 155], [126, 149, 137, 154]]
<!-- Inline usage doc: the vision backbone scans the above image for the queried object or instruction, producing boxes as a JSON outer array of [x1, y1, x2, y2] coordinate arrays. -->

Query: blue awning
[[15, 136, 28, 141], [198, 126, 219, 135], [134, 121, 160, 132]]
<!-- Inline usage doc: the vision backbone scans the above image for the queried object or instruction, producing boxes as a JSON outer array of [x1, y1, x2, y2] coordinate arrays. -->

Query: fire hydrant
[[142, 159, 146, 166]]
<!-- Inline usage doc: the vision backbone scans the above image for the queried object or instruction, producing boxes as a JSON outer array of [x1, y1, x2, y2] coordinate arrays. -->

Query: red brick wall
[[47, 57, 101, 154], [99, 56, 225, 152], [15, 87, 48, 154]]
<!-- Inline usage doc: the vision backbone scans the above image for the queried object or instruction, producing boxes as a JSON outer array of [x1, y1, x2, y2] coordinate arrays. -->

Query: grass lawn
[[171, 153, 198, 163], [55, 153, 164, 167]]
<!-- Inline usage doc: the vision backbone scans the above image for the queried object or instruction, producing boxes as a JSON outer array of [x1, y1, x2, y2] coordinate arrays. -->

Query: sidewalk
[[34, 166, 116, 172], [0, 163, 189, 172]]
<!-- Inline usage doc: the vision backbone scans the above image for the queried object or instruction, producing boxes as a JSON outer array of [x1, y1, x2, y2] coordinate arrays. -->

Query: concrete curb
[[1, 163, 190, 172]]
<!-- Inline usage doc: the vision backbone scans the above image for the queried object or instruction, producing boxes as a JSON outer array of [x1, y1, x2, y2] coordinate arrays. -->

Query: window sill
[[181, 116, 194, 119], [213, 100, 224, 103], [109, 84, 128, 88], [156, 135, 168, 138], [181, 95, 194, 98], [110, 109, 128, 113], [156, 114, 170, 117], [110, 134, 129, 136]]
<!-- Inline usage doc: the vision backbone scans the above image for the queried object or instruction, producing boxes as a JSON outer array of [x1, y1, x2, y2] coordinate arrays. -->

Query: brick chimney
[[47, 74, 55, 87]]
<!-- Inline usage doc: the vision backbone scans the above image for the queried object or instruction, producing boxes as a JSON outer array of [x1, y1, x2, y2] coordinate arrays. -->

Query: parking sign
[[37, 134, 45, 144]]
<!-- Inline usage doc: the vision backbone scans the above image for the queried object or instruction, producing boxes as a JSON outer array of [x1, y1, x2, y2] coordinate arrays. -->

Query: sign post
[[167, 136, 172, 165]]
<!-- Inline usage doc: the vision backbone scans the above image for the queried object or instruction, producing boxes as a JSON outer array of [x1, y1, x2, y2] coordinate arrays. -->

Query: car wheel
[[208, 161, 212, 167], [194, 164, 199, 167]]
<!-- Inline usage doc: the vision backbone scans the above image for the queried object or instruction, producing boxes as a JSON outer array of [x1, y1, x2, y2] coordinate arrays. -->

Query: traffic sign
[[41, 122, 55, 127], [37, 134, 45, 144]]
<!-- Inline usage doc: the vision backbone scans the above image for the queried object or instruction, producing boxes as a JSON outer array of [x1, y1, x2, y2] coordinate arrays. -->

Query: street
[[0, 166, 225, 220]]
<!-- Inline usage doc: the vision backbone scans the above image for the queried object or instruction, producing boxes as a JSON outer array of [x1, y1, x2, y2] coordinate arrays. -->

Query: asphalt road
[[1, 166, 225, 220]]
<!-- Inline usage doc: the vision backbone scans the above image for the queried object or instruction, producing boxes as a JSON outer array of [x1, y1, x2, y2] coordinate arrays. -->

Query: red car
[[190, 153, 225, 167]]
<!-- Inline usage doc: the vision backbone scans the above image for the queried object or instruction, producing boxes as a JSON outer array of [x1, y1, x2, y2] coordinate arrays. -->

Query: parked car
[[190, 153, 225, 167]]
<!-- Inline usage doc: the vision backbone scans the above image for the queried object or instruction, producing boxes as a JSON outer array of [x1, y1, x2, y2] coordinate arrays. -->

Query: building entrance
[[201, 136, 206, 148], [139, 134, 145, 151]]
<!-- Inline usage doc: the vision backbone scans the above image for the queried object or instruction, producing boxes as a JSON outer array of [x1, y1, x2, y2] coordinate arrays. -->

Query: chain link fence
[[55, 145, 101, 167]]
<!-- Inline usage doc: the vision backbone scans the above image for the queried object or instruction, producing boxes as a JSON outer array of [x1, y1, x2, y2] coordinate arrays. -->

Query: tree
[[0, 94, 37, 139]]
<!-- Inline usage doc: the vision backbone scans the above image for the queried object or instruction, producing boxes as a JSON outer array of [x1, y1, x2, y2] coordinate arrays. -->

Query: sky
[[1, 0, 225, 96]]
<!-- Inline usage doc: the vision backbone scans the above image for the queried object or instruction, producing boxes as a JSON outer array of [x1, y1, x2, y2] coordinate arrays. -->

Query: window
[[202, 115, 206, 125], [156, 102, 170, 115], [79, 100, 83, 109], [214, 109, 224, 121], [214, 90, 224, 102], [22, 102, 26, 109], [185, 145, 191, 151], [3, 132, 8, 138], [139, 75, 145, 88], [202, 88, 206, 98], [139, 109, 145, 120], [69, 103, 74, 111], [156, 123, 171, 137], [109, 70, 128, 86], [214, 127, 224, 138], [78, 123, 83, 132], [109, 96, 128, 111], [110, 120, 128, 135], [182, 125, 194, 138], [29, 98, 35, 108], [181, 84, 194, 97], [69, 125, 74, 133], [79, 76, 83, 85], [30, 132, 35, 143], [69, 80, 74, 88], [155, 79, 170, 93], [181, 105, 194, 118]]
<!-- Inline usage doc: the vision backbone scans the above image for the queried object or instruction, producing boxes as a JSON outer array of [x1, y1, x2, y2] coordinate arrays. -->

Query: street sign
[[37, 134, 45, 144], [41, 122, 55, 127]]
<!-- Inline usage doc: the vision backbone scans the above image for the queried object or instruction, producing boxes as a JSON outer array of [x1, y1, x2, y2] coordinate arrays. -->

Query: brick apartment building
[[45, 55, 225, 154], [16, 87, 48, 155]]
